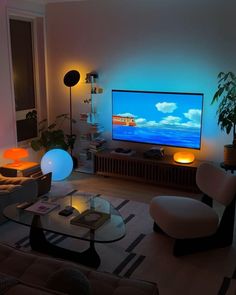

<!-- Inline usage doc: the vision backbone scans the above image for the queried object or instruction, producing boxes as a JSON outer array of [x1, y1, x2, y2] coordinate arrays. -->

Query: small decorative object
[[3, 148, 29, 167], [85, 71, 98, 83], [40, 149, 73, 181], [94, 87, 103, 94], [79, 113, 89, 121], [83, 98, 91, 104], [212, 71, 236, 165], [173, 152, 195, 164]]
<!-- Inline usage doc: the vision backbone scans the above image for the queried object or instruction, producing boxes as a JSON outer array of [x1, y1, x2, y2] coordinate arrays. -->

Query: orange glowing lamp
[[173, 152, 195, 164], [3, 148, 29, 167]]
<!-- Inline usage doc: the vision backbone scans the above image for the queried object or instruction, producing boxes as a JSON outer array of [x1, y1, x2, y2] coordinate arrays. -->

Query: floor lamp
[[63, 70, 80, 167]]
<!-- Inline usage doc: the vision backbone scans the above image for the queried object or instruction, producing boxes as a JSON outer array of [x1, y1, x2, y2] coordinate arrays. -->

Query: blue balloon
[[41, 149, 73, 181]]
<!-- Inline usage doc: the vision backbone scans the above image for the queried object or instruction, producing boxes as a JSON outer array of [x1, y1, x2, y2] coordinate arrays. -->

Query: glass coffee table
[[3, 192, 126, 268]]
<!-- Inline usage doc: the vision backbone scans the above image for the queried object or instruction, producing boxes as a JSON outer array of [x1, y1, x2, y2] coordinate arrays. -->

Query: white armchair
[[150, 162, 236, 256]]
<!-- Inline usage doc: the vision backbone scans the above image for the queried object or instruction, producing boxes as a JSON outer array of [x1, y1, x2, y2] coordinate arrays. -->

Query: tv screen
[[112, 90, 203, 149]]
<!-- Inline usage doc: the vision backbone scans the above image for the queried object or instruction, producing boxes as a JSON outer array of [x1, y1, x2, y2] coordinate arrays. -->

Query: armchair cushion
[[150, 196, 219, 239]]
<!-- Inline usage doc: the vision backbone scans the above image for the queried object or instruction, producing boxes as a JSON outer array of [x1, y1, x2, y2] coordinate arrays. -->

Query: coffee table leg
[[29, 215, 101, 268]]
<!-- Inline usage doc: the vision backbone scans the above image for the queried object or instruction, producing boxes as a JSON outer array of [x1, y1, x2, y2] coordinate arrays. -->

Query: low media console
[[94, 151, 201, 192]]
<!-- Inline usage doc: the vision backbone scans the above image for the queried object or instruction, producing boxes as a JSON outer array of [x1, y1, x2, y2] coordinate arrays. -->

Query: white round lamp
[[41, 149, 73, 181]]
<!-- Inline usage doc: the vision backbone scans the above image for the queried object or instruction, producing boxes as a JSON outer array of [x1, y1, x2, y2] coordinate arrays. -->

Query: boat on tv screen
[[112, 90, 203, 149]]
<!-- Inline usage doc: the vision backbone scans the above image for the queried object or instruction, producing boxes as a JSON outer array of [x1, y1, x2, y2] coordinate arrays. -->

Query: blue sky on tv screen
[[112, 90, 203, 149]]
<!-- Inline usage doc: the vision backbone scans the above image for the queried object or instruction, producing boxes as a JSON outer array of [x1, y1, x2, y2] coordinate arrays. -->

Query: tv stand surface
[[94, 151, 201, 192]]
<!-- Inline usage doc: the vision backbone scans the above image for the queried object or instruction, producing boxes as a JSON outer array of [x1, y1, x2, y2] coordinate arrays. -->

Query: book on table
[[70, 209, 110, 230], [24, 200, 59, 215]]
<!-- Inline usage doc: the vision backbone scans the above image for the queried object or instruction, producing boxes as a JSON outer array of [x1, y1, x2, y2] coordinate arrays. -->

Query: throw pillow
[[46, 267, 91, 295], [0, 273, 18, 294], [0, 176, 34, 185]]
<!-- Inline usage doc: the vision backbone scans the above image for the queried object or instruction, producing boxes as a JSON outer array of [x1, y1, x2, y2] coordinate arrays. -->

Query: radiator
[[94, 152, 199, 192]]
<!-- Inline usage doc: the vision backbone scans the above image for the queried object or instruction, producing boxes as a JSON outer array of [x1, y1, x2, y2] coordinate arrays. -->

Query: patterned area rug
[[0, 186, 236, 295]]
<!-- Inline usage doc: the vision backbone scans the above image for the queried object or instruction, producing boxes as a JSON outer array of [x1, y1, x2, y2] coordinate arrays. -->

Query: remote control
[[58, 207, 74, 216]]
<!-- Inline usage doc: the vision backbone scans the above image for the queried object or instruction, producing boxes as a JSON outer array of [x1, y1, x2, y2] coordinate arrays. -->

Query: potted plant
[[212, 71, 236, 165], [30, 114, 76, 153]]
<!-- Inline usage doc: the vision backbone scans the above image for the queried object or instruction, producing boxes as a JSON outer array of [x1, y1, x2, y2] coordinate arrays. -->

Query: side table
[[220, 162, 236, 174], [0, 162, 40, 177]]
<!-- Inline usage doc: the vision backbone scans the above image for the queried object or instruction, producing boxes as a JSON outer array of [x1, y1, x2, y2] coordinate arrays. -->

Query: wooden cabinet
[[94, 151, 202, 192]]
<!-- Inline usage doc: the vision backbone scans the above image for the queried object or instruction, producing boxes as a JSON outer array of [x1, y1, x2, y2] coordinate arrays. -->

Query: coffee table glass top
[[3, 192, 126, 243]]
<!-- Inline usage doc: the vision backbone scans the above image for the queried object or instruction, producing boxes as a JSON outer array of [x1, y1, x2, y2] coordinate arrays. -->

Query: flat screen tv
[[112, 90, 203, 149]]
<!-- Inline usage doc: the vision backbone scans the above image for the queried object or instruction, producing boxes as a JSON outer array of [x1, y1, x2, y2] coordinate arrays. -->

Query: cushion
[[0, 272, 18, 293], [46, 267, 91, 295], [150, 196, 219, 239], [0, 184, 22, 194], [0, 176, 35, 186]]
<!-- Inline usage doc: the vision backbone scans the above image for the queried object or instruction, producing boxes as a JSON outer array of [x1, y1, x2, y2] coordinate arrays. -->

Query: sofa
[[0, 243, 158, 295], [0, 175, 38, 224]]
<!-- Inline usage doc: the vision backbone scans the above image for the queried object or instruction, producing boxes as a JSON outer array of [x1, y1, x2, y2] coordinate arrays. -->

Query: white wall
[[46, 0, 236, 162], [1, 0, 235, 165], [0, 0, 45, 164]]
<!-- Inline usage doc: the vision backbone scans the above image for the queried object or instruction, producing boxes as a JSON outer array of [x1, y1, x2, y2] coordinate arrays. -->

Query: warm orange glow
[[3, 148, 29, 166], [72, 197, 88, 213], [173, 152, 195, 164]]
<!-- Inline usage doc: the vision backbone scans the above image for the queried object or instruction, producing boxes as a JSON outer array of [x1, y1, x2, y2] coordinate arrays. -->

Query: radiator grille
[[94, 153, 199, 192]]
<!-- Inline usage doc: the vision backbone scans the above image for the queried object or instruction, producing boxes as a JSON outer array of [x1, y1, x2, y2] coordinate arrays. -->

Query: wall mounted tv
[[112, 90, 203, 149]]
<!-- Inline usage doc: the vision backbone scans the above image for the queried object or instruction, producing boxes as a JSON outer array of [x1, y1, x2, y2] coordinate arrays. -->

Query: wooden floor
[[70, 171, 201, 204]]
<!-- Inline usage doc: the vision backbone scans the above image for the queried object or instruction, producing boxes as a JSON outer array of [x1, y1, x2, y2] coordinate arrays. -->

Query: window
[[9, 18, 37, 142], [10, 19, 35, 111]]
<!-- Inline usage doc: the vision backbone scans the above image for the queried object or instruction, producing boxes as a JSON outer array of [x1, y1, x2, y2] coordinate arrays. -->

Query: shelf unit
[[77, 72, 105, 174], [94, 151, 202, 192]]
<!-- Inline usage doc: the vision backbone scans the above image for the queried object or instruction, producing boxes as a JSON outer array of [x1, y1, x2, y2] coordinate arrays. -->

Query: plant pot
[[224, 144, 236, 166], [72, 155, 78, 169]]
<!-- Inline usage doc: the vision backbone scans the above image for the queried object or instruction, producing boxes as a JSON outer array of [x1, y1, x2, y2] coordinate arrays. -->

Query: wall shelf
[[77, 72, 105, 174]]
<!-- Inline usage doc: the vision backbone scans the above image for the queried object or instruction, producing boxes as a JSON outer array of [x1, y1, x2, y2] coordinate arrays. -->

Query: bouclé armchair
[[150, 162, 236, 256]]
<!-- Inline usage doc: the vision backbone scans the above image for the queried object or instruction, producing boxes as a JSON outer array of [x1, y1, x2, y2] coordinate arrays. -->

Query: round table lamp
[[3, 148, 29, 166], [173, 152, 195, 164], [41, 149, 73, 181]]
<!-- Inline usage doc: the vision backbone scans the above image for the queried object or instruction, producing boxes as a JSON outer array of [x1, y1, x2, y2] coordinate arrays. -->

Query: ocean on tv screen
[[112, 125, 201, 149]]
